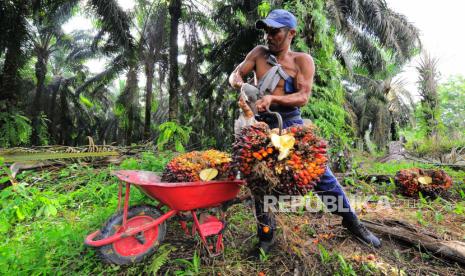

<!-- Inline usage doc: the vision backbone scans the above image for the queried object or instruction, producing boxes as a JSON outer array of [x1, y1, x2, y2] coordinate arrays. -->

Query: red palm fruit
[[315, 153, 324, 159]]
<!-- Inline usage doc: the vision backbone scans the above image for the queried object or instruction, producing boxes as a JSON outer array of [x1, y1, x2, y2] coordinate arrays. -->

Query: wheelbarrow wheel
[[97, 205, 167, 265]]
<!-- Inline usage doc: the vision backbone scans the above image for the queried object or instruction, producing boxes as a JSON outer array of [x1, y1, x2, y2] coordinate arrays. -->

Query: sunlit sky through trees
[[63, 0, 465, 98], [388, 0, 465, 97]]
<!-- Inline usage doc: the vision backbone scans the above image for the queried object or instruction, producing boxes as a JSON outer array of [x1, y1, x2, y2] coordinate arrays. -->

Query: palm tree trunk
[[158, 64, 164, 103], [59, 89, 71, 145], [49, 77, 63, 141], [144, 54, 155, 139], [31, 51, 49, 145], [0, 47, 23, 108], [168, 0, 181, 122], [125, 66, 138, 145], [0, 1, 28, 111], [389, 111, 398, 141]]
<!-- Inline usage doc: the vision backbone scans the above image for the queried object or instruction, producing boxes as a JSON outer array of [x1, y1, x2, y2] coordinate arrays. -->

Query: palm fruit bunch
[[231, 122, 328, 195], [161, 150, 231, 182], [232, 122, 270, 176], [395, 168, 452, 197]]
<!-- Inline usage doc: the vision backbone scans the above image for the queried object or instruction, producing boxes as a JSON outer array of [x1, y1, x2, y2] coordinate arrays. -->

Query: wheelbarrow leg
[[122, 183, 131, 227], [191, 210, 226, 257], [117, 182, 123, 210]]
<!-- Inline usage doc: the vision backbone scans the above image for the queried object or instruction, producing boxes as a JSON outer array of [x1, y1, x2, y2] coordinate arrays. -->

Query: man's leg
[[314, 167, 381, 247], [249, 192, 276, 257]]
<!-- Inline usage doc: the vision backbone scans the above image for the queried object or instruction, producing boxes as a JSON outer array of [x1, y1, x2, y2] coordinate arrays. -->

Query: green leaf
[[36, 206, 45, 218], [459, 189, 465, 199], [15, 206, 25, 221], [79, 94, 94, 108], [120, 158, 139, 170], [0, 216, 11, 234], [44, 204, 57, 217], [174, 140, 185, 153], [147, 244, 174, 275], [258, 1, 271, 17]]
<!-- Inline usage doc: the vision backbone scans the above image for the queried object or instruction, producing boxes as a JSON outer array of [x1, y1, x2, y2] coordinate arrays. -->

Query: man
[[228, 9, 381, 256]]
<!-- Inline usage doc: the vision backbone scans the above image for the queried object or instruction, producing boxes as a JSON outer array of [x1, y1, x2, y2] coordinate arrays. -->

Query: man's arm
[[256, 54, 315, 111], [229, 46, 264, 89]]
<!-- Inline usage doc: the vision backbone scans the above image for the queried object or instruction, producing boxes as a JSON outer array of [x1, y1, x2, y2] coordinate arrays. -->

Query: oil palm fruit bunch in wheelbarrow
[[161, 149, 232, 182], [231, 122, 328, 195], [395, 168, 452, 197]]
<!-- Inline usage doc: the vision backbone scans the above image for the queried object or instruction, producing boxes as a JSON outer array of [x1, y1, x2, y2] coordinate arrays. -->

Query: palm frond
[[48, 0, 79, 27], [75, 54, 127, 96], [88, 0, 134, 50], [416, 52, 440, 102], [327, 0, 420, 75], [341, 21, 386, 74]]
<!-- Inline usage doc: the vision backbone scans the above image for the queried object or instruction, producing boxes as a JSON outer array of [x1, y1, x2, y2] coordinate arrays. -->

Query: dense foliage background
[[3, 0, 461, 156]]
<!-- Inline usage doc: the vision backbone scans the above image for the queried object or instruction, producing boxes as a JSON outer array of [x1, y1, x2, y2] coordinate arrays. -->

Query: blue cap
[[256, 9, 297, 29]]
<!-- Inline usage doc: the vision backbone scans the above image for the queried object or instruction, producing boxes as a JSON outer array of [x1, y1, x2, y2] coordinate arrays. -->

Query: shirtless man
[[229, 9, 381, 256]]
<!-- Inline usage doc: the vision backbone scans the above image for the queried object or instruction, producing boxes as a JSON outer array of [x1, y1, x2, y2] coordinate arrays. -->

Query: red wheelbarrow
[[85, 170, 246, 265]]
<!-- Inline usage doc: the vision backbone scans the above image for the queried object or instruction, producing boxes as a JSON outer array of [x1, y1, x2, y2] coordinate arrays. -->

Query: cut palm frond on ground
[[362, 219, 465, 265]]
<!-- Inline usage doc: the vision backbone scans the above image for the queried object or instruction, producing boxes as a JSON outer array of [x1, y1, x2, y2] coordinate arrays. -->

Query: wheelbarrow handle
[[263, 107, 283, 135]]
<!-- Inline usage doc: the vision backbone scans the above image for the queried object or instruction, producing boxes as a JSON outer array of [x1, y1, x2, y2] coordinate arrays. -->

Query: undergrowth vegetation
[[401, 128, 465, 158], [1, 151, 464, 275], [0, 152, 173, 274]]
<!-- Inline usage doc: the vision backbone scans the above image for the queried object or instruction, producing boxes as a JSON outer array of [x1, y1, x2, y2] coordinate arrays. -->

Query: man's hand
[[231, 76, 244, 90], [256, 95, 273, 112], [229, 46, 265, 89]]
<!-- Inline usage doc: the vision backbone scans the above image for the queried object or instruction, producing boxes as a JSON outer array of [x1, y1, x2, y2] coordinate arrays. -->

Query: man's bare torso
[[253, 46, 305, 96]]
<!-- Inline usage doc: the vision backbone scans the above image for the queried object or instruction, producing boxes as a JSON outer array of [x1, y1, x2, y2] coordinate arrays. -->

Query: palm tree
[[0, 1, 30, 110], [326, 0, 420, 75], [168, 0, 182, 122], [0, 0, 134, 102], [45, 30, 120, 145], [88, 0, 134, 52], [346, 75, 414, 148], [416, 52, 441, 138], [116, 66, 142, 145], [322, 0, 420, 148], [201, 0, 264, 148], [134, 0, 169, 139], [385, 78, 414, 140], [29, 1, 78, 145]]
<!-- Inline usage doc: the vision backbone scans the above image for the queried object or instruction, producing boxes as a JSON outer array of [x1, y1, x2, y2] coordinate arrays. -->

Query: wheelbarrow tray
[[113, 170, 245, 211]]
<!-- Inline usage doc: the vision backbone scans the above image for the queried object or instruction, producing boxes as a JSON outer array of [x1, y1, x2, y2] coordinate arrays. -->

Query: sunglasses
[[263, 27, 289, 36]]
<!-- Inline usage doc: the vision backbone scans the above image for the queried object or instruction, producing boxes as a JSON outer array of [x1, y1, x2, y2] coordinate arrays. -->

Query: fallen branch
[[362, 219, 465, 265], [358, 174, 393, 183], [9, 161, 62, 178], [404, 154, 465, 170]]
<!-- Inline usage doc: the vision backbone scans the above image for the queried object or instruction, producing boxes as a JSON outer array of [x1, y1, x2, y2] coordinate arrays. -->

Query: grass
[[0, 152, 174, 275], [1, 150, 464, 275], [401, 129, 465, 157]]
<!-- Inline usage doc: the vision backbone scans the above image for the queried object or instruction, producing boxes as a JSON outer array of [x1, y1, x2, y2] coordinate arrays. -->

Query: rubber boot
[[248, 196, 276, 258], [342, 216, 382, 248]]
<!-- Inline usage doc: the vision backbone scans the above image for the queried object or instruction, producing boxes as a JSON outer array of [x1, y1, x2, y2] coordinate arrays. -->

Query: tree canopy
[[0, 0, 439, 154]]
